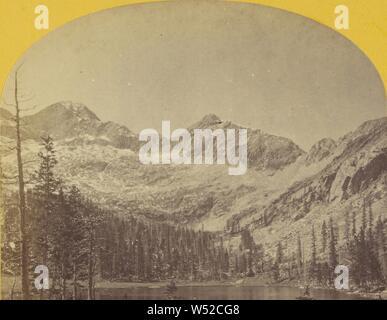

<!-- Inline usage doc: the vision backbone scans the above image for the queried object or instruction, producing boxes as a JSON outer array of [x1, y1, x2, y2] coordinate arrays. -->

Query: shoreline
[[2, 275, 385, 300], [94, 277, 386, 300]]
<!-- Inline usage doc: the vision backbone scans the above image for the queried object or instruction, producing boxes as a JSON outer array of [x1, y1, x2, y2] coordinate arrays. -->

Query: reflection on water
[[94, 286, 365, 300]]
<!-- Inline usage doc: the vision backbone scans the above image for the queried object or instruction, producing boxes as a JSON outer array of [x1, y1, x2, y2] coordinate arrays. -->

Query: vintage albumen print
[[0, 0, 386, 300]]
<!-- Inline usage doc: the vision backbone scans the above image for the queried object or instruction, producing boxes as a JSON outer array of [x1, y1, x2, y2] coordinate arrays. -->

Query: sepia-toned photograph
[[0, 0, 386, 302]]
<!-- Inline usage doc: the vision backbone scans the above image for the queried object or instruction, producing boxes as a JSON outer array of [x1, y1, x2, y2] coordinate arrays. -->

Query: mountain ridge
[[0, 102, 306, 170], [1, 102, 386, 258]]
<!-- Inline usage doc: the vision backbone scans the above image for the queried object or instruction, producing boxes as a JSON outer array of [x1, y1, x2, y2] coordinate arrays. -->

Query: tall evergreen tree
[[375, 216, 387, 279], [296, 234, 303, 279], [32, 135, 60, 267], [344, 211, 351, 248], [321, 221, 327, 255], [275, 241, 283, 265], [309, 225, 317, 281], [351, 211, 357, 239], [328, 217, 338, 283]]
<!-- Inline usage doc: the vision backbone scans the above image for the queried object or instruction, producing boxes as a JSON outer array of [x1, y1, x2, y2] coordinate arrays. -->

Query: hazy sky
[[2, 0, 386, 149]]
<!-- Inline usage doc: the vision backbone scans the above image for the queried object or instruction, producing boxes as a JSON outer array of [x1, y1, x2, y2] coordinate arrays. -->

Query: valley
[[1, 101, 386, 259]]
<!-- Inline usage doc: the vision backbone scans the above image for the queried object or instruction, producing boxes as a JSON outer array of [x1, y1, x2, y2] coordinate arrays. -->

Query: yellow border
[[0, 0, 386, 300], [0, 0, 386, 92]]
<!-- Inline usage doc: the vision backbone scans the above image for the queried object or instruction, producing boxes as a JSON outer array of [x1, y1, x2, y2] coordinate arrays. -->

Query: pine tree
[[309, 225, 317, 281], [375, 216, 387, 279], [344, 211, 351, 248], [321, 221, 327, 255], [368, 201, 374, 243], [347, 212, 360, 285], [241, 229, 255, 276], [328, 217, 338, 284], [272, 242, 283, 282], [362, 199, 368, 231], [83, 199, 104, 300], [366, 202, 381, 284], [276, 241, 283, 265], [351, 211, 356, 238], [223, 249, 230, 274], [357, 225, 368, 287], [66, 185, 88, 299], [296, 234, 303, 279], [32, 135, 60, 267], [55, 187, 71, 299]]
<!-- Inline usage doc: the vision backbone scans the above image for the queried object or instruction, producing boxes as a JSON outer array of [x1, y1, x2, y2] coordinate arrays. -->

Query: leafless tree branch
[[1, 140, 16, 145], [2, 173, 19, 180], [22, 159, 37, 165], [18, 94, 35, 103], [20, 104, 38, 112], [1, 180, 18, 185], [5, 146, 17, 151], [0, 98, 16, 107]]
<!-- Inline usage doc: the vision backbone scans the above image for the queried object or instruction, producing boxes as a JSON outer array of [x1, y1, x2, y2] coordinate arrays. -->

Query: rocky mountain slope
[[1, 102, 386, 257], [0, 103, 304, 225], [305, 138, 337, 165], [236, 117, 387, 256], [189, 113, 304, 170], [0, 102, 139, 150]]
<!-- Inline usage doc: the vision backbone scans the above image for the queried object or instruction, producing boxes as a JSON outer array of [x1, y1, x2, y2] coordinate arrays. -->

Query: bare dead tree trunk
[[10, 273, 17, 300], [14, 68, 30, 300]]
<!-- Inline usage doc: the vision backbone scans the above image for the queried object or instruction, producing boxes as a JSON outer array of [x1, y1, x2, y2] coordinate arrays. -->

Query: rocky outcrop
[[1, 102, 139, 150], [305, 138, 336, 165], [254, 117, 387, 227], [1, 102, 386, 253], [190, 113, 305, 171]]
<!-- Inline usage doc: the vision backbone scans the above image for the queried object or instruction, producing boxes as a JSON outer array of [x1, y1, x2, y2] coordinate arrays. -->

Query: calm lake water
[[93, 286, 366, 300]]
